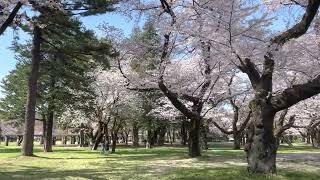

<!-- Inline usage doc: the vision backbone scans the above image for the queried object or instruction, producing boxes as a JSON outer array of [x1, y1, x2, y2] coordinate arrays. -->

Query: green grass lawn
[[0, 142, 319, 180]]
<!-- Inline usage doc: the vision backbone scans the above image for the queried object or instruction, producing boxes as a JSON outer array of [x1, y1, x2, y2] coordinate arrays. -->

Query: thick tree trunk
[[188, 118, 201, 157], [181, 120, 188, 146], [106, 136, 110, 151], [124, 132, 129, 145], [201, 125, 209, 150], [79, 129, 85, 147], [172, 129, 175, 143], [315, 130, 320, 147], [307, 132, 311, 144], [245, 102, 277, 174], [157, 126, 166, 146], [52, 137, 56, 145], [111, 133, 117, 153], [167, 129, 172, 144], [92, 123, 103, 150], [151, 128, 160, 146], [146, 129, 152, 149], [233, 132, 241, 150], [132, 124, 139, 147], [44, 108, 54, 152], [104, 124, 110, 151], [42, 118, 46, 147], [311, 132, 315, 147], [242, 134, 246, 146], [22, 26, 42, 156]]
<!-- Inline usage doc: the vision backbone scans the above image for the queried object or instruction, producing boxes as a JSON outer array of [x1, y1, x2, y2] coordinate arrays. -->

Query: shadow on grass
[[0, 145, 320, 180], [0, 165, 123, 180], [0, 161, 158, 180], [0, 163, 318, 180], [0, 147, 43, 154], [33, 155, 106, 160], [164, 166, 320, 180]]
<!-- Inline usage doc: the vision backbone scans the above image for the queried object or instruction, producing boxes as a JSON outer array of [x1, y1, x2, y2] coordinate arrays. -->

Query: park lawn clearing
[[0, 143, 319, 180]]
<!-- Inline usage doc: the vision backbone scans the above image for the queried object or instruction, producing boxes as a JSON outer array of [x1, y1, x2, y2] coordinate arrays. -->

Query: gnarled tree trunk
[[245, 101, 277, 174], [188, 118, 201, 157]]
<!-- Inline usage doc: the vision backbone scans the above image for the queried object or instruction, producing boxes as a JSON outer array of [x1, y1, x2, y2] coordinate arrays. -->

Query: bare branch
[[271, 75, 320, 111], [271, 0, 320, 46], [0, 2, 23, 36], [212, 121, 233, 135]]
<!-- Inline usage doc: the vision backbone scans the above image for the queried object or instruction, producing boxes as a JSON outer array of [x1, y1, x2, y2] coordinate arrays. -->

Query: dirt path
[[277, 153, 320, 167]]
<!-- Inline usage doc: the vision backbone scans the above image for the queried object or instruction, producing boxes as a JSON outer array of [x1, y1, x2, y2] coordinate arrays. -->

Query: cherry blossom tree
[[211, 74, 252, 150], [231, 0, 320, 173]]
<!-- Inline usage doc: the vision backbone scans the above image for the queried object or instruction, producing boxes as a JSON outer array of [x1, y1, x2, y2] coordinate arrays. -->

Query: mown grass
[[0, 142, 319, 180]]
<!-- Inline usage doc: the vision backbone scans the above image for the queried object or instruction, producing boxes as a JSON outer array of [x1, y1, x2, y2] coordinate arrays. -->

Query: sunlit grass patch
[[0, 143, 319, 179]]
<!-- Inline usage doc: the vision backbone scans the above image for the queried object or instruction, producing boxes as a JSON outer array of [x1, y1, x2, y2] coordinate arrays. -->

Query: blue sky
[[0, 13, 137, 96]]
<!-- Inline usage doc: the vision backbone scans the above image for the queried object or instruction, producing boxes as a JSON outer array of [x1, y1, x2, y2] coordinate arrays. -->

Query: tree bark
[[44, 106, 54, 152], [157, 126, 166, 146], [42, 118, 46, 147], [172, 129, 176, 143], [238, 0, 320, 174], [146, 129, 152, 149], [188, 118, 201, 157], [0, 2, 23, 36], [201, 125, 209, 150], [22, 25, 42, 156], [92, 122, 103, 150], [79, 129, 85, 147], [245, 102, 277, 174], [104, 123, 110, 151], [52, 137, 56, 145], [124, 131, 129, 145], [132, 123, 139, 147], [111, 133, 117, 153], [233, 132, 241, 150], [307, 132, 311, 144], [181, 120, 188, 146]]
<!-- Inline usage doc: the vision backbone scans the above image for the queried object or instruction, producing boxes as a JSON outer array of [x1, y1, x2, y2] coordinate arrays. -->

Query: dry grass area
[[0, 142, 319, 180]]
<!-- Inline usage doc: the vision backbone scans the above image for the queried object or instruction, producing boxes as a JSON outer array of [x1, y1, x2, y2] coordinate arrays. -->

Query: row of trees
[[116, 0, 320, 174], [1, 0, 320, 175], [0, 0, 119, 155]]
